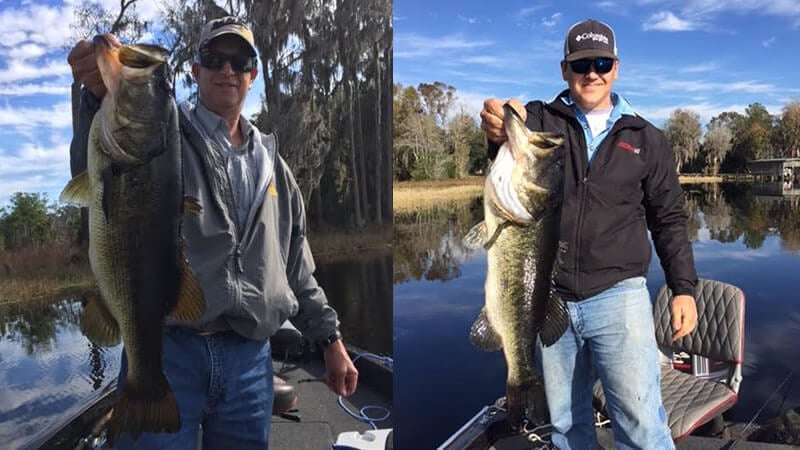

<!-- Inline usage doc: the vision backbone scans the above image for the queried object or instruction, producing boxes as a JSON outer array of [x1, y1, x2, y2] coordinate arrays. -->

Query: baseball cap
[[563, 19, 617, 62], [198, 16, 257, 56]]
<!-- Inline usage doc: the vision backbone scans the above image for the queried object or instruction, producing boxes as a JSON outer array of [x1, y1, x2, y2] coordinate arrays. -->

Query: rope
[[335, 352, 393, 430]]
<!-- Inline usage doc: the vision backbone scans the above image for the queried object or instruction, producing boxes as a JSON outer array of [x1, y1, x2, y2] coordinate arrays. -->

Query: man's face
[[192, 35, 258, 117], [561, 57, 618, 112]]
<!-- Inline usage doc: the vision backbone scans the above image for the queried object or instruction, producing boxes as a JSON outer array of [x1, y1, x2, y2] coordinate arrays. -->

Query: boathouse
[[746, 158, 800, 181]]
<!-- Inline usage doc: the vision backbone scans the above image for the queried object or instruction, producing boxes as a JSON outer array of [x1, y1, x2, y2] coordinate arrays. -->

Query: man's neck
[[199, 101, 244, 146]]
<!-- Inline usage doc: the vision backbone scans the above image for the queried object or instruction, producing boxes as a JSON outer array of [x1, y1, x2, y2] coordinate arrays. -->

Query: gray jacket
[[72, 90, 339, 342]]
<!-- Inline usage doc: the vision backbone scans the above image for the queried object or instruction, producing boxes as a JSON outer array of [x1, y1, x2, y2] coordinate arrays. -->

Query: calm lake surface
[[394, 182, 800, 450], [0, 253, 391, 450]]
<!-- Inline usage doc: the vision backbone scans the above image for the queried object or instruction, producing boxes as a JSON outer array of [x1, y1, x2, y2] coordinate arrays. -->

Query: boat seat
[[592, 278, 745, 441]]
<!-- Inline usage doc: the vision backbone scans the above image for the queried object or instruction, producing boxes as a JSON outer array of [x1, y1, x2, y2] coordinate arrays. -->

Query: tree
[[742, 103, 774, 160], [703, 122, 733, 176], [664, 109, 701, 173], [393, 85, 424, 180], [417, 82, 455, 126], [157, 0, 392, 230], [780, 100, 800, 159], [0, 193, 53, 250], [395, 112, 447, 180], [447, 111, 484, 178]]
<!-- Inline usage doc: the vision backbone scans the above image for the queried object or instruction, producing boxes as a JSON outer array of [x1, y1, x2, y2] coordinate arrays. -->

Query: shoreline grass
[[394, 177, 484, 213], [394, 175, 748, 213]]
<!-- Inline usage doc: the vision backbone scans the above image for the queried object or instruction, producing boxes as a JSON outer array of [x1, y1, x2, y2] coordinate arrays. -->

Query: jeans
[[536, 277, 674, 450], [113, 327, 274, 450]]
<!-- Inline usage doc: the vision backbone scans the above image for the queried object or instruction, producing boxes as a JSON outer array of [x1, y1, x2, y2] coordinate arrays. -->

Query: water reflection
[[316, 253, 393, 356], [393, 198, 483, 284], [0, 298, 120, 450], [0, 253, 390, 449], [393, 182, 800, 450]]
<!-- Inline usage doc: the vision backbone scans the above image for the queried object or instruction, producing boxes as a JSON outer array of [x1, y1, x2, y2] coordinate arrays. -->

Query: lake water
[[393, 182, 800, 449], [0, 253, 391, 450]]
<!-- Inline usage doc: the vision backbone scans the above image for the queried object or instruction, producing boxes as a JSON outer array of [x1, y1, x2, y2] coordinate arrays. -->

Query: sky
[[394, 0, 800, 129], [3, 1, 800, 208], [0, 0, 265, 208]]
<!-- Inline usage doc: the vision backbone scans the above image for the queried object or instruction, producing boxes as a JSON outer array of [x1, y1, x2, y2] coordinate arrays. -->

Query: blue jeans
[[114, 327, 274, 450], [536, 277, 674, 450]]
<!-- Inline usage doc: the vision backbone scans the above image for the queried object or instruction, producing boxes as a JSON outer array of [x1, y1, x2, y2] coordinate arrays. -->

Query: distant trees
[[661, 101, 800, 174], [664, 109, 701, 173], [393, 82, 486, 181], [0, 193, 79, 252]]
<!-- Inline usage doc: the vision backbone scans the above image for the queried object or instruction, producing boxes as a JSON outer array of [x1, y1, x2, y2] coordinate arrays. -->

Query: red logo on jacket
[[617, 141, 640, 154]]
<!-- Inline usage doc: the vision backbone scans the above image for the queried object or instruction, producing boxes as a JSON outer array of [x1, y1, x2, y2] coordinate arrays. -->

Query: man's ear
[[191, 62, 200, 79]]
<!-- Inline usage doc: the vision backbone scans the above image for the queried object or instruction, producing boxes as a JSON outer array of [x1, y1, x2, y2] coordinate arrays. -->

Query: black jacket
[[489, 90, 697, 300]]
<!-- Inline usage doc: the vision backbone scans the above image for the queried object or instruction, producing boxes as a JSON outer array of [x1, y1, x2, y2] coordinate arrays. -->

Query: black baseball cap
[[563, 19, 617, 62]]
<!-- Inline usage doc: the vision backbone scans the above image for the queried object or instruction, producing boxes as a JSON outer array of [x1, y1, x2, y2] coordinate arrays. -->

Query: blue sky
[[394, 0, 800, 128], [0, 0, 265, 208]]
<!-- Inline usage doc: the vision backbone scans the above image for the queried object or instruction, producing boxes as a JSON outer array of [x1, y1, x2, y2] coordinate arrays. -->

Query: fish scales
[[60, 36, 204, 445], [465, 103, 570, 430]]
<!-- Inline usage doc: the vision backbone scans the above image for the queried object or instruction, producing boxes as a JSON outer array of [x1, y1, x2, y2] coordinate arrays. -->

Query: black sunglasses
[[199, 50, 256, 72], [568, 57, 615, 75]]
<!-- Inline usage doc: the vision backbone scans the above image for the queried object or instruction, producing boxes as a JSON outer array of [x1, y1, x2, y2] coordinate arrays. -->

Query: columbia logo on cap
[[564, 19, 617, 62]]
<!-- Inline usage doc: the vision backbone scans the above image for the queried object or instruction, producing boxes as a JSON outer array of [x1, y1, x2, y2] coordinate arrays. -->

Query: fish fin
[[59, 172, 91, 207], [101, 165, 114, 222], [469, 307, 503, 351], [105, 379, 180, 446], [169, 259, 205, 321], [182, 196, 202, 216], [463, 221, 488, 250], [539, 293, 569, 347], [80, 294, 121, 347]]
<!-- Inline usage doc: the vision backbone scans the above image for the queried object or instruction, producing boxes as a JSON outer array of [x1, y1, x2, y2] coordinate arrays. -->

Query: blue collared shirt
[[560, 92, 637, 165], [191, 102, 260, 234]]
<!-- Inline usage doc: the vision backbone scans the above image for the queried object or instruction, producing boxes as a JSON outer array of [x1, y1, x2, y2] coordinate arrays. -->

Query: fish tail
[[106, 381, 181, 445]]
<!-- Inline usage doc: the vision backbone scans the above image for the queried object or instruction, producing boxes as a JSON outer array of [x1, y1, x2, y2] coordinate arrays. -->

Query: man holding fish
[[479, 19, 698, 450], [66, 16, 358, 449]]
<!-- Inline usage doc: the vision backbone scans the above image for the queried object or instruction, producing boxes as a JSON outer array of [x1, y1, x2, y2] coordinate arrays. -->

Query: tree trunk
[[373, 43, 382, 225], [354, 78, 368, 226], [347, 79, 363, 227]]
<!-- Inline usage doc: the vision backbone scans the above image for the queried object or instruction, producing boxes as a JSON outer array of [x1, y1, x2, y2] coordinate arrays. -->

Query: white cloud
[[762, 37, 776, 48], [0, 141, 71, 205], [0, 59, 71, 83], [643, 11, 699, 31], [394, 33, 494, 58], [517, 5, 549, 19], [542, 13, 562, 28], [0, 102, 73, 130], [457, 14, 479, 25], [0, 83, 71, 96], [679, 62, 719, 74]]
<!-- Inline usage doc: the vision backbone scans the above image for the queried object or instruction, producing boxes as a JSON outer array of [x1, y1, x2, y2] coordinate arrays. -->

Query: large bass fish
[[464, 103, 569, 429], [60, 36, 204, 444]]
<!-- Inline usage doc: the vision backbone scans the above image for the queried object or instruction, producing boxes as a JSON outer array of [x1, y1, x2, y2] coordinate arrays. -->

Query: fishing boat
[[32, 323, 393, 450], [438, 279, 800, 450]]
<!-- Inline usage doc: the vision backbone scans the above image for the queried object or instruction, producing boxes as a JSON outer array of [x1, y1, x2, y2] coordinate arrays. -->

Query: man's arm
[[283, 171, 358, 396], [67, 34, 120, 174], [643, 129, 698, 341]]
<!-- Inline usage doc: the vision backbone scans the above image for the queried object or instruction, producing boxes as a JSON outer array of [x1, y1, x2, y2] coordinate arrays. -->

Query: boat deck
[[36, 344, 393, 450], [270, 346, 393, 449], [489, 427, 799, 449]]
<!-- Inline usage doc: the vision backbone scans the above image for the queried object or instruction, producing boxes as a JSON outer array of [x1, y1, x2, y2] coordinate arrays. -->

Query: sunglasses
[[199, 50, 256, 72], [568, 57, 615, 75]]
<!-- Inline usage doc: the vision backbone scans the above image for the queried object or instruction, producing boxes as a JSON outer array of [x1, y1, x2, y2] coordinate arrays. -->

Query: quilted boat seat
[[592, 279, 745, 441]]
